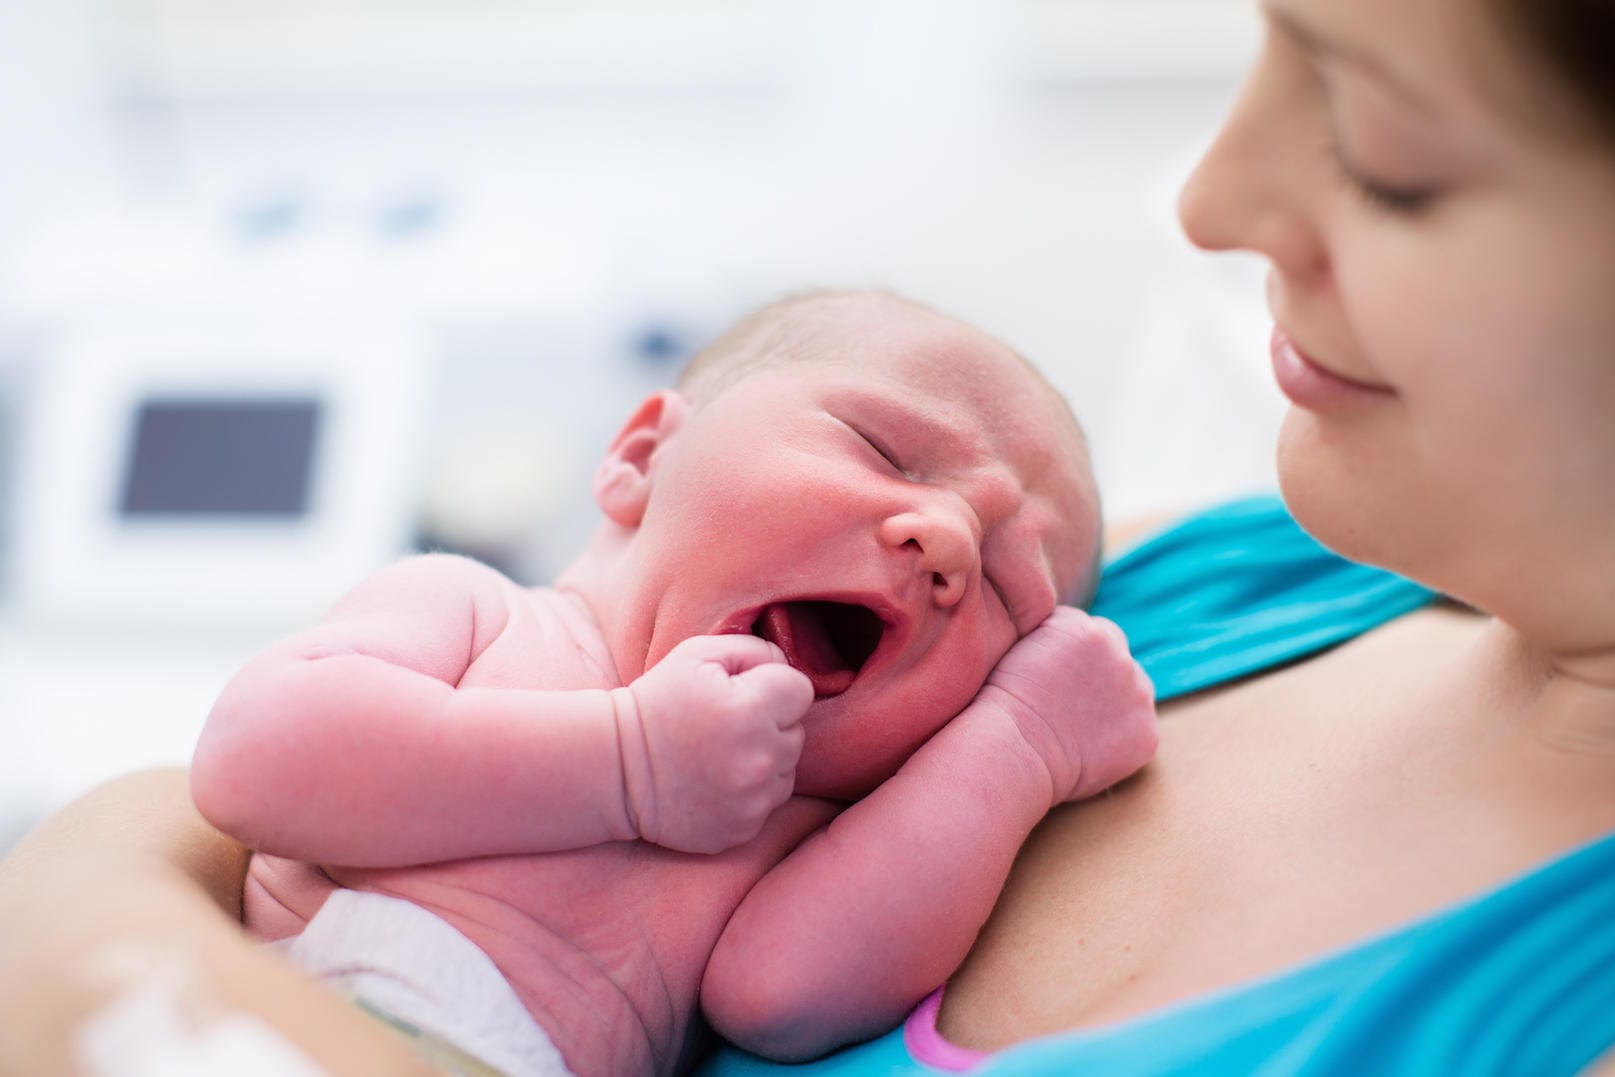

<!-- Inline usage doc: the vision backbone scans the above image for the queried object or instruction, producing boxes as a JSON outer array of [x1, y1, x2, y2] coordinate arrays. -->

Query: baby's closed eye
[[848, 421, 906, 474]]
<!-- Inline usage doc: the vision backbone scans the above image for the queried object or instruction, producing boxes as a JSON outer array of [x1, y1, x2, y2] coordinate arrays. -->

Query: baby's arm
[[192, 554, 810, 866], [193, 554, 634, 865], [702, 608, 1158, 1061]]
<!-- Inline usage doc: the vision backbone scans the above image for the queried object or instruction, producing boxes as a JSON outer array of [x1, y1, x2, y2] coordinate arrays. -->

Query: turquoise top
[[699, 496, 1615, 1076]]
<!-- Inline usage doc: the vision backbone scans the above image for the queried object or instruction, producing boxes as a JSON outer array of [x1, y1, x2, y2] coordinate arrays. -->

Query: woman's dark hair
[[1494, 0, 1615, 139]]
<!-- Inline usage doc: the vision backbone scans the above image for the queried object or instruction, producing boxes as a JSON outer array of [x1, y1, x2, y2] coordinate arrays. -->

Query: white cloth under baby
[[281, 888, 573, 1077]]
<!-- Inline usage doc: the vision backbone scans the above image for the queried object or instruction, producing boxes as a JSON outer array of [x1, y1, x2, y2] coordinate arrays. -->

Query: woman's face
[[1178, 0, 1615, 652]]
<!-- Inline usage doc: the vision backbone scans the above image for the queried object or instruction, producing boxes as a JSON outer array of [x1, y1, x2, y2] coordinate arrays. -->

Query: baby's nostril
[[903, 538, 922, 551], [932, 572, 947, 588]]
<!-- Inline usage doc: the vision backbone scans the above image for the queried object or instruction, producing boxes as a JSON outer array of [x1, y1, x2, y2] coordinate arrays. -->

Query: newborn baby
[[191, 289, 1159, 1077]]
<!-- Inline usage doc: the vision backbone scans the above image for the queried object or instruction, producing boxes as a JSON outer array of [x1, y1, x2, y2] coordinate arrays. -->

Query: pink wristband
[[903, 988, 990, 1072]]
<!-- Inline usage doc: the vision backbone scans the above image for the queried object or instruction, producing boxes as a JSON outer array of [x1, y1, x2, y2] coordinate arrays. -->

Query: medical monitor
[[14, 324, 427, 627]]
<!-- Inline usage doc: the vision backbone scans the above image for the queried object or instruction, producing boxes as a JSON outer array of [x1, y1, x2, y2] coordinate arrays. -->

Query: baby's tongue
[[755, 603, 856, 698]]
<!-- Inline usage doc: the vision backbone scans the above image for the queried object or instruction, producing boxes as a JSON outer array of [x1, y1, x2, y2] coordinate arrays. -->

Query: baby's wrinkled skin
[[191, 293, 1159, 1076]]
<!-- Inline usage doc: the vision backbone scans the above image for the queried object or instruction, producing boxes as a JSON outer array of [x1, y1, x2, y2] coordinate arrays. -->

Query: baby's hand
[[612, 635, 813, 854], [972, 607, 1158, 805]]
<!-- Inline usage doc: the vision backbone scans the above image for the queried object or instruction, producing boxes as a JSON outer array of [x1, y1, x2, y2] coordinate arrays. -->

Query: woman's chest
[[939, 608, 1577, 1048]]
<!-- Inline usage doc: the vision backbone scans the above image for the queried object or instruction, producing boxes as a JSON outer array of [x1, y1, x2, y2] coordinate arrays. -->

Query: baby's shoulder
[[325, 553, 527, 656], [375, 550, 517, 590], [455, 580, 621, 691], [348, 552, 526, 614]]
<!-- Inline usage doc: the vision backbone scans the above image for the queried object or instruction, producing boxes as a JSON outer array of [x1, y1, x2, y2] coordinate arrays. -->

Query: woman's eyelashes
[[1333, 151, 1438, 214], [1325, 120, 1440, 215]]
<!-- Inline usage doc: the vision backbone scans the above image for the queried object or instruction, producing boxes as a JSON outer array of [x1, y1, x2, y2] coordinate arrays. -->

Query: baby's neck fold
[[553, 530, 643, 686]]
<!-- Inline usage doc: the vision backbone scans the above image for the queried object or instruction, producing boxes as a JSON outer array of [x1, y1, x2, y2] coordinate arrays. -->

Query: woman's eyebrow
[[1263, 2, 1441, 117]]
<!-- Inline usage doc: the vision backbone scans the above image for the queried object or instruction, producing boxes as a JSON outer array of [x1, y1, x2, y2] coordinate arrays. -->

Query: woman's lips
[[1270, 326, 1393, 410]]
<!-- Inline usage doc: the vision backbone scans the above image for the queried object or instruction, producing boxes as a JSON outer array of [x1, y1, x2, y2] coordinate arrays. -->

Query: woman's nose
[[1177, 38, 1327, 282], [879, 498, 980, 609]]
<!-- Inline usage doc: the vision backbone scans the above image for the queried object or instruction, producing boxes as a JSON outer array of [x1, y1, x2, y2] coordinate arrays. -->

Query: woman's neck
[[1466, 614, 1615, 772]]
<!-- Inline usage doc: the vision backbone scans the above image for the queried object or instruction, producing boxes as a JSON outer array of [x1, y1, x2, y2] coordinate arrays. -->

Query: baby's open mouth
[[751, 601, 885, 698]]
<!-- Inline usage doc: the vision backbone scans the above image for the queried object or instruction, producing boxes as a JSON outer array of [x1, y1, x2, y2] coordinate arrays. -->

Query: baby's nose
[[879, 500, 980, 608]]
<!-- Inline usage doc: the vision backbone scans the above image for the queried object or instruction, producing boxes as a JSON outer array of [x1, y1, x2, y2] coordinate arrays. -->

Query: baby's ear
[[593, 390, 690, 527]]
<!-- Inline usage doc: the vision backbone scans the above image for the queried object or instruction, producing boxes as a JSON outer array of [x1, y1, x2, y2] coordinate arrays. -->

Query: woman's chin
[[1276, 411, 1448, 593], [1274, 411, 1377, 567]]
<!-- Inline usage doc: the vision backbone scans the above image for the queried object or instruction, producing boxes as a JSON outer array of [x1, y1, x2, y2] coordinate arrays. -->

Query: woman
[[4, 0, 1614, 1072]]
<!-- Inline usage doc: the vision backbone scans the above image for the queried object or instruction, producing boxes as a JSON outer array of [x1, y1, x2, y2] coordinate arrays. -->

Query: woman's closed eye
[[1330, 135, 1440, 215], [1318, 89, 1445, 217]]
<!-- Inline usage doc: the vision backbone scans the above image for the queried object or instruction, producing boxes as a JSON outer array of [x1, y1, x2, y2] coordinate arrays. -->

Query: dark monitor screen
[[118, 397, 323, 518]]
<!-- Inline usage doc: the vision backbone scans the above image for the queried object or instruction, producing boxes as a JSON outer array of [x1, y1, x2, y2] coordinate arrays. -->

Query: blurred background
[[0, 0, 1282, 849]]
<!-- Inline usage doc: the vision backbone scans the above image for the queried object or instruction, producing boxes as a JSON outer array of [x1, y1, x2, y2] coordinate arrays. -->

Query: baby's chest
[[354, 822, 810, 999], [413, 794, 831, 935], [427, 845, 749, 938]]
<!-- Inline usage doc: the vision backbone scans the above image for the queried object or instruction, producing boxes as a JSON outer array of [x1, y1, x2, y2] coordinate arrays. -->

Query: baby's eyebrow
[[834, 393, 965, 462], [854, 395, 953, 439]]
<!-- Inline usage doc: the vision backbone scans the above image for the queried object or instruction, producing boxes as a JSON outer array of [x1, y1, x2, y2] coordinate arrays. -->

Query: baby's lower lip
[[1269, 327, 1393, 410]]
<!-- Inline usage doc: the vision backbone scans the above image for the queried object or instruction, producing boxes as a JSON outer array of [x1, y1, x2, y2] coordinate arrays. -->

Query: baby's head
[[676, 289, 1100, 571], [586, 289, 1102, 798], [680, 291, 1088, 481]]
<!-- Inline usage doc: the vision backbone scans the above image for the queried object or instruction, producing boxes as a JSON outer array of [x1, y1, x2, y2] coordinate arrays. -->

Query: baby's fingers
[[731, 661, 814, 730], [673, 633, 792, 675]]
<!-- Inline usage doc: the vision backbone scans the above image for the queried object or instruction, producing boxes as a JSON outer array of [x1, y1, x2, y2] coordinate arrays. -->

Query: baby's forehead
[[781, 298, 1087, 460], [711, 291, 1098, 542], [793, 299, 1055, 399], [819, 346, 1081, 462]]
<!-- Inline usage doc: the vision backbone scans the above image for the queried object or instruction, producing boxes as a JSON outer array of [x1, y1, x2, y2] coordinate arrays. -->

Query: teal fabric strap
[[1092, 495, 1436, 701], [978, 827, 1615, 1076]]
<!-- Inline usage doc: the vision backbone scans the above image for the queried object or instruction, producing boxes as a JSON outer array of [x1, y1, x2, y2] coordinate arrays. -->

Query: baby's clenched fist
[[612, 635, 813, 854], [972, 607, 1158, 806]]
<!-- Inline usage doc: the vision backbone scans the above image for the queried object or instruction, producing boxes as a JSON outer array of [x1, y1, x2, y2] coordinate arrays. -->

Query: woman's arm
[[0, 768, 436, 1077], [0, 767, 250, 919]]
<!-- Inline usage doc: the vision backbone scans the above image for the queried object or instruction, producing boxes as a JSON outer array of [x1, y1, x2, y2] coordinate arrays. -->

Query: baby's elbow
[[189, 680, 296, 843], [189, 712, 264, 841], [701, 959, 844, 1063], [190, 744, 248, 844]]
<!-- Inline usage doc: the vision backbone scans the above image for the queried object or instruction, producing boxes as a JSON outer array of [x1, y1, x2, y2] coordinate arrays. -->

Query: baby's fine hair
[[676, 289, 1078, 432], [675, 288, 1106, 608], [674, 289, 880, 408]]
